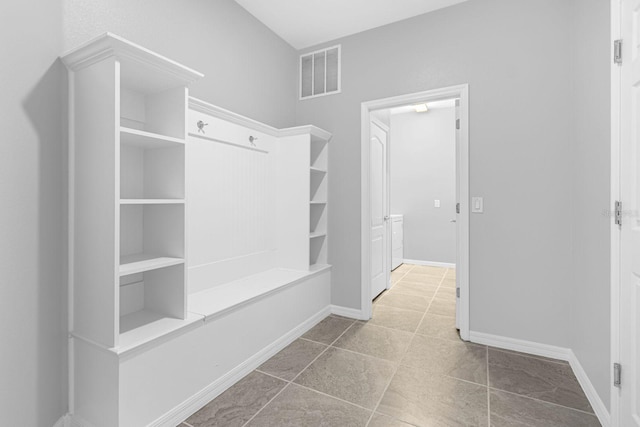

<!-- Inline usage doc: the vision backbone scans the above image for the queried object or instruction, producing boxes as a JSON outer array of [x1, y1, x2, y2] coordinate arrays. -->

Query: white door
[[619, 1, 640, 424], [455, 99, 461, 329], [370, 119, 389, 299]]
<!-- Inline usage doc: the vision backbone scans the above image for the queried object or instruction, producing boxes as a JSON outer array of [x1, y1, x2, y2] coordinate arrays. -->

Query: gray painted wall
[[390, 109, 456, 264], [296, 0, 576, 348], [63, 0, 298, 128], [295, 0, 611, 410], [0, 0, 67, 426], [570, 0, 611, 410]]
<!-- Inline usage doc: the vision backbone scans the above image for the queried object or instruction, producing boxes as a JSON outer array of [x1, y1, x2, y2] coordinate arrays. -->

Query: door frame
[[610, 0, 621, 424], [360, 84, 470, 340]]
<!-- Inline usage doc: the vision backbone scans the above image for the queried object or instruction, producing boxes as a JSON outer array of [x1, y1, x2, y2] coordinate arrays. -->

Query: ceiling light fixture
[[414, 104, 429, 113]]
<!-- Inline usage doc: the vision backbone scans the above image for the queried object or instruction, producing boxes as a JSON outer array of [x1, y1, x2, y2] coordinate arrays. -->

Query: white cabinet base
[[71, 269, 331, 427]]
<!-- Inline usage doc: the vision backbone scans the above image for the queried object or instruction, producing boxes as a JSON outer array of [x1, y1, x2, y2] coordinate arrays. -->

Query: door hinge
[[456, 287, 460, 298], [615, 201, 622, 226], [456, 203, 460, 214], [456, 118, 460, 130], [614, 39, 623, 65], [614, 363, 622, 387]]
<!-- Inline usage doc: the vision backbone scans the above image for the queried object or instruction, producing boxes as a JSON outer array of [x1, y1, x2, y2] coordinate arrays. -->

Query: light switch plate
[[434, 200, 441, 208], [472, 197, 484, 213]]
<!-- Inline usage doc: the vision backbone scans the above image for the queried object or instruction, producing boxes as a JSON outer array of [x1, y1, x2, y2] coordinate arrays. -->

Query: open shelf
[[310, 136, 328, 170], [310, 167, 327, 174], [120, 127, 185, 148], [310, 201, 327, 205], [119, 254, 184, 276], [310, 232, 326, 239], [117, 310, 202, 355], [120, 142, 185, 200], [120, 199, 185, 205]]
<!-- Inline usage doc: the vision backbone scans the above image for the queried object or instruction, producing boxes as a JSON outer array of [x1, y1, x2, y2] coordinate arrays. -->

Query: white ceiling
[[233, 0, 468, 50]]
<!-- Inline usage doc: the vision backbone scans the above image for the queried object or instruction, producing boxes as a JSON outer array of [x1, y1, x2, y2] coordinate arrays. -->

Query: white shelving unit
[[63, 33, 204, 426], [63, 33, 202, 349], [63, 33, 333, 427], [309, 133, 329, 267]]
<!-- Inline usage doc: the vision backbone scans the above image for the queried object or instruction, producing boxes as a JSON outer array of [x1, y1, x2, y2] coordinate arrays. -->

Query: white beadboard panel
[[187, 134, 276, 268], [188, 250, 276, 294]]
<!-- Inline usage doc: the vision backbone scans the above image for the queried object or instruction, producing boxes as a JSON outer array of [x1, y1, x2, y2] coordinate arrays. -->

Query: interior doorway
[[360, 85, 470, 340]]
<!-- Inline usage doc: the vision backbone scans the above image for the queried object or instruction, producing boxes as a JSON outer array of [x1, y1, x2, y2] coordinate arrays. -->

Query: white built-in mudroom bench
[[62, 33, 332, 427]]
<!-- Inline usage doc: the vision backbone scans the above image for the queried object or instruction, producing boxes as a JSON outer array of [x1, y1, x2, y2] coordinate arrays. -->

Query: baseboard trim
[[52, 415, 69, 427], [330, 304, 367, 320], [149, 305, 332, 427], [469, 331, 571, 361], [403, 259, 455, 269], [469, 331, 610, 427], [60, 414, 93, 427], [568, 351, 611, 427]]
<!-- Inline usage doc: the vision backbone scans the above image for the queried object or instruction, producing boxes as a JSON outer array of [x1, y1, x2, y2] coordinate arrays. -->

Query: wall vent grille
[[300, 45, 341, 100]]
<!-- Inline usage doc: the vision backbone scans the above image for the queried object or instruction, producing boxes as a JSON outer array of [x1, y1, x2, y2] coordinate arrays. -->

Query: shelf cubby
[[310, 168, 327, 202], [120, 204, 185, 260], [120, 78, 187, 140], [310, 135, 328, 170], [310, 203, 327, 234], [120, 140, 185, 200], [310, 234, 327, 266]]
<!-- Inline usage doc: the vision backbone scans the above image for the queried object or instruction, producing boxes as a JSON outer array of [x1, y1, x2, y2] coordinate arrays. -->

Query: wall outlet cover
[[472, 197, 484, 213]]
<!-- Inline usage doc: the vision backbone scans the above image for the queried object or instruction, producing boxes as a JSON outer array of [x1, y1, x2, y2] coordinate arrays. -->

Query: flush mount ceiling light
[[413, 104, 429, 113]]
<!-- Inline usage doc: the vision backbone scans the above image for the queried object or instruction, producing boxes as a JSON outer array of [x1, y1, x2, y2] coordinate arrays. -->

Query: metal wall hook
[[249, 135, 258, 146], [197, 120, 208, 134]]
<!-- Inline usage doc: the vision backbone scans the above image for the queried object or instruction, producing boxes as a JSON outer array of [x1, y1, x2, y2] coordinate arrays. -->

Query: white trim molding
[[330, 305, 366, 320], [570, 352, 612, 427], [361, 84, 470, 340], [470, 331, 572, 361], [403, 259, 456, 269], [52, 415, 70, 427], [470, 331, 611, 427], [609, 0, 621, 425]]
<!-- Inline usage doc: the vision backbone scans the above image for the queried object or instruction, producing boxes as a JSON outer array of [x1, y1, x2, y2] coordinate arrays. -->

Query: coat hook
[[197, 120, 208, 134], [249, 135, 258, 146]]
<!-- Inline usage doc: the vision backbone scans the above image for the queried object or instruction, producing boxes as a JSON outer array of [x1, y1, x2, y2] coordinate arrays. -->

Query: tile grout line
[[486, 346, 491, 426], [240, 318, 359, 427], [489, 346, 570, 366], [365, 267, 448, 427], [256, 369, 376, 414], [487, 386, 598, 416]]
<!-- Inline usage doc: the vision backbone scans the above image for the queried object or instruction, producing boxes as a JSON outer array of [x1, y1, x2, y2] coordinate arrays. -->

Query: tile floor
[[178, 264, 600, 427]]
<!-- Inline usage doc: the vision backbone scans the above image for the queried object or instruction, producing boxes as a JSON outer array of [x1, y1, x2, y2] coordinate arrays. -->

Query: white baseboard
[[403, 259, 455, 269], [330, 304, 367, 320], [149, 305, 332, 427], [52, 415, 69, 427], [54, 414, 89, 427], [469, 331, 571, 361], [469, 331, 610, 427], [68, 415, 91, 427], [568, 351, 611, 427]]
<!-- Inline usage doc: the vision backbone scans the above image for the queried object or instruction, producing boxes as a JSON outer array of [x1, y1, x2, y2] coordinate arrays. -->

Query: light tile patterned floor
[[179, 264, 600, 427]]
